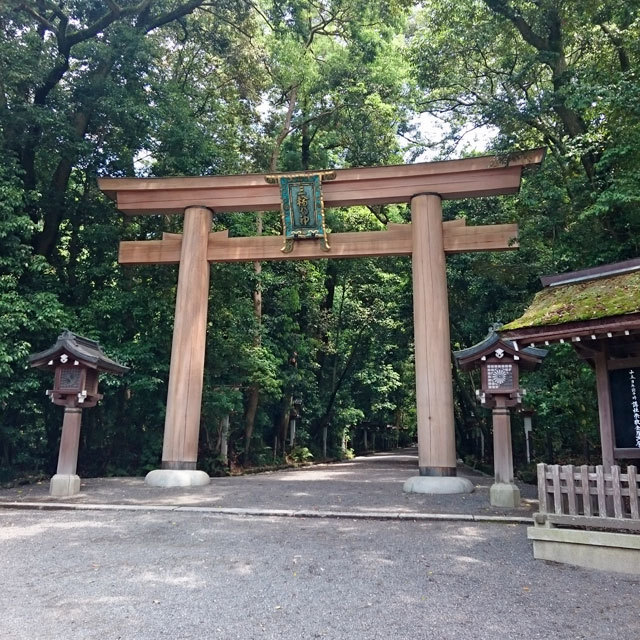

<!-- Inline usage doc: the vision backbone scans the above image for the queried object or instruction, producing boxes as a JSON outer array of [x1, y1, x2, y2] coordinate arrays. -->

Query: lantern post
[[29, 331, 129, 497], [454, 328, 546, 507]]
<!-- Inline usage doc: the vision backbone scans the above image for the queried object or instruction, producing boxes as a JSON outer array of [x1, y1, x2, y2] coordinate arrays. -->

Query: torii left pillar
[[403, 194, 473, 494], [145, 206, 212, 487]]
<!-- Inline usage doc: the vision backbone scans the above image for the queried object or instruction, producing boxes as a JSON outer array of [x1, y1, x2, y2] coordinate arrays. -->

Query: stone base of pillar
[[489, 482, 521, 508], [145, 469, 210, 488], [50, 474, 81, 497], [403, 476, 474, 494]]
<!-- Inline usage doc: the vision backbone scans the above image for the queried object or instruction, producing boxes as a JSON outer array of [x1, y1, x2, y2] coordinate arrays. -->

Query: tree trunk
[[243, 384, 259, 463], [278, 396, 292, 453], [35, 57, 115, 257], [301, 98, 311, 170], [485, 0, 596, 180], [220, 414, 230, 466]]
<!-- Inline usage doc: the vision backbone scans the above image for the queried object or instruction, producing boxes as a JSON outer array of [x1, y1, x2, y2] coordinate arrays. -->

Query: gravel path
[[0, 449, 537, 518], [1, 509, 638, 640]]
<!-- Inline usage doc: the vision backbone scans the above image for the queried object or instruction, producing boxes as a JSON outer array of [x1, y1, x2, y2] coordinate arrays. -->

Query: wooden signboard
[[610, 367, 640, 450]]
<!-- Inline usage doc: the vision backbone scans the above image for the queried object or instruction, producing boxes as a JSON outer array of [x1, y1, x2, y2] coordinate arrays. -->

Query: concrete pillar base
[[50, 474, 81, 497], [145, 469, 210, 488], [403, 475, 474, 494], [490, 482, 521, 508]]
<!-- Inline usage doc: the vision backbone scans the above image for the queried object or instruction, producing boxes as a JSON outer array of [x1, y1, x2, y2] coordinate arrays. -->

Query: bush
[[199, 454, 230, 477], [516, 463, 538, 485], [288, 446, 314, 463]]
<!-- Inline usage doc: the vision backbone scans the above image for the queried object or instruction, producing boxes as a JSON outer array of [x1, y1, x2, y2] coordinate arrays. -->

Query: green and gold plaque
[[267, 171, 335, 253]]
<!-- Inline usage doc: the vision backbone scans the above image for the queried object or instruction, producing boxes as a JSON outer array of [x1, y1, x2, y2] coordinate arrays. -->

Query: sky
[[408, 112, 498, 162]]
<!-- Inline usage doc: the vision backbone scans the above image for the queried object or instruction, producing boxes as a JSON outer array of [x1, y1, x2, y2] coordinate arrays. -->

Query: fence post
[[537, 463, 549, 514], [628, 466, 639, 519], [595, 465, 607, 517], [564, 464, 577, 515], [580, 465, 592, 517], [551, 465, 562, 515], [611, 466, 623, 519]]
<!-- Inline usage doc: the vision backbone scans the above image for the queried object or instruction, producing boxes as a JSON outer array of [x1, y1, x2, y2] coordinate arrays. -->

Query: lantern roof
[[454, 328, 547, 372], [29, 330, 129, 374]]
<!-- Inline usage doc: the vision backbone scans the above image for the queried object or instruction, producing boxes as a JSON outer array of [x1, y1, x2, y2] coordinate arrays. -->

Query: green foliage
[[522, 344, 600, 464], [288, 446, 314, 463], [0, 155, 68, 474], [340, 447, 356, 460]]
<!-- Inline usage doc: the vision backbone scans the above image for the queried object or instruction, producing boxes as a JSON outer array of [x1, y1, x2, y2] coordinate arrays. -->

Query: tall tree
[[2, 1, 231, 257], [410, 0, 640, 267]]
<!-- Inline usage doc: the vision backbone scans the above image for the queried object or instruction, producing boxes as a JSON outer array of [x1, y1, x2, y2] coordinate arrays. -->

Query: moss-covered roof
[[502, 270, 640, 331]]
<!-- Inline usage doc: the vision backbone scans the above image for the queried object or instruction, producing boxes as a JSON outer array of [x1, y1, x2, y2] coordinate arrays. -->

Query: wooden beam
[[614, 448, 640, 459], [594, 349, 615, 471], [207, 228, 412, 263], [608, 355, 640, 370], [443, 222, 518, 253], [98, 149, 545, 215], [118, 221, 518, 265]]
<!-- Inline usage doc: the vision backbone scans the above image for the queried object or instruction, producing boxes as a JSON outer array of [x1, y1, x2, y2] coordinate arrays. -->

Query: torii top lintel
[[98, 148, 545, 215]]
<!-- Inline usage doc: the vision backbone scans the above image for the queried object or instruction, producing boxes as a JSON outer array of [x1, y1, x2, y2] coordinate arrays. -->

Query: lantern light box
[[456, 332, 547, 408]]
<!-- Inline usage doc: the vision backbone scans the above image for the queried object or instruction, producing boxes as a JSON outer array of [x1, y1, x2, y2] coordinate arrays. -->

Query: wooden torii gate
[[98, 149, 544, 490]]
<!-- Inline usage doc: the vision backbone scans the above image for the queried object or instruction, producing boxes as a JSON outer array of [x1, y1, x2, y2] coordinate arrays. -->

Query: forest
[[1, 0, 639, 482]]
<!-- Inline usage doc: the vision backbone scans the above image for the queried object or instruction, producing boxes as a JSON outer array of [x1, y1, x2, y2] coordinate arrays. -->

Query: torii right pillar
[[404, 193, 474, 494]]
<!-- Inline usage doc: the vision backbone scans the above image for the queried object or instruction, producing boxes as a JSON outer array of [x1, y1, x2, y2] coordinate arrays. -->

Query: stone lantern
[[29, 330, 129, 497], [454, 328, 546, 507]]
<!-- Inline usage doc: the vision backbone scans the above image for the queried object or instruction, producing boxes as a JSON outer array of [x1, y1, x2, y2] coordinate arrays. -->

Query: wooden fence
[[536, 463, 640, 532]]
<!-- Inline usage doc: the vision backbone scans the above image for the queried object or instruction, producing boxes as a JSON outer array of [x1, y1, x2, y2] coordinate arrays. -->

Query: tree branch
[[320, 320, 369, 428], [143, 0, 207, 34], [246, 0, 275, 31], [269, 84, 298, 172], [200, 7, 254, 41], [484, 0, 548, 52], [17, 4, 58, 35], [599, 23, 630, 72]]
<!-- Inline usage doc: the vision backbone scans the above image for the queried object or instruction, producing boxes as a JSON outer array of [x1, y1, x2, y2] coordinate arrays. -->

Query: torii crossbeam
[[98, 149, 545, 490]]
